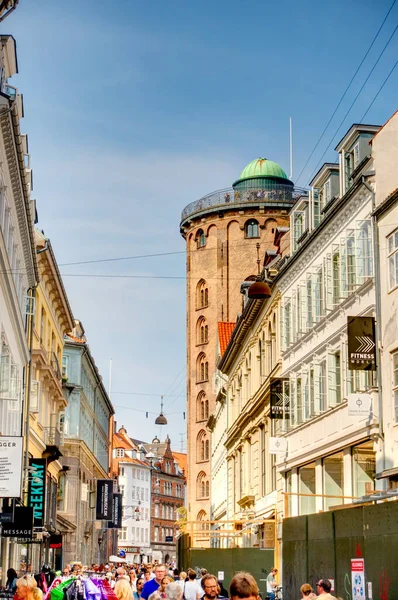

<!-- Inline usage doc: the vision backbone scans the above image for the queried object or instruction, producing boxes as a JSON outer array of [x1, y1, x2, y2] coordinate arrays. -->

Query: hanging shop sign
[[347, 316, 376, 371], [96, 479, 113, 520], [28, 458, 47, 528], [49, 534, 62, 549], [270, 379, 289, 419], [0, 436, 23, 498], [269, 437, 287, 454], [347, 393, 372, 416], [108, 492, 122, 529], [351, 558, 365, 600], [1, 506, 33, 539]]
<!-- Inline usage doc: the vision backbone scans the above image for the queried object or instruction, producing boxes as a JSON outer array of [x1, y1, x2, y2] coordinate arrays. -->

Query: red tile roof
[[218, 322, 236, 356], [172, 451, 187, 476], [113, 431, 136, 450], [66, 333, 85, 344]]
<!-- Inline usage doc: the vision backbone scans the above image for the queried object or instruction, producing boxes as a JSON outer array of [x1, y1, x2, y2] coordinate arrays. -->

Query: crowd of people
[[1, 563, 342, 600]]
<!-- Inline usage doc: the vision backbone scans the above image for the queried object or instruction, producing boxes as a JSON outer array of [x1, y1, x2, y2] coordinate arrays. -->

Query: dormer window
[[116, 448, 125, 458], [353, 143, 360, 168]]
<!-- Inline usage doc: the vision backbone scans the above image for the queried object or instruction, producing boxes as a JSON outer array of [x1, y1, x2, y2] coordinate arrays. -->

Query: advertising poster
[[28, 458, 47, 528], [96, 479, 113, 520], [347, 316, 376, 371], [0, 436, 23, 498], [2, 506, 33, 539], [351, 558, 365, 600]]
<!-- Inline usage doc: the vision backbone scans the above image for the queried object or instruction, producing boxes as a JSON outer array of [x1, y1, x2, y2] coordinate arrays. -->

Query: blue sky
[[5, 0, 398, 450]]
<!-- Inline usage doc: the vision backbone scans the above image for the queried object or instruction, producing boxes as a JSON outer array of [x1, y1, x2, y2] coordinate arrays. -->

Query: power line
[[308, 25, 398, 183], [360, 60, 398, 122], [112, 391, 185, 397], [58, 250, 186, 266], [295, 0, 397, 185]]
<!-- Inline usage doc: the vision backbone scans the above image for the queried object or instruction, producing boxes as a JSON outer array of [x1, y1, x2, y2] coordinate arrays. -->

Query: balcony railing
[[44, 426, 62, 448], [180, 185, 308, 224], [50, 351, 61, 380]]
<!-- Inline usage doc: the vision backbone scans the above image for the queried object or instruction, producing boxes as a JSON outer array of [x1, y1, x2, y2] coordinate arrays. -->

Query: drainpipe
[[362, 176, 385, 480]]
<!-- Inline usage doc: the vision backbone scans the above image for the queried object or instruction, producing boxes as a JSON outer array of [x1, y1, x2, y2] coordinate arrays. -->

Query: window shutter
[[314, 363, 321, 415], [328, 352, 337, 407], [324, 253, 333, 311], [29, 380, 40, 413]]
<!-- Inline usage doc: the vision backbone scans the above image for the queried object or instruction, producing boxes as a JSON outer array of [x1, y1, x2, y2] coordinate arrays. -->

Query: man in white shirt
[[183, 570, 202, 600]]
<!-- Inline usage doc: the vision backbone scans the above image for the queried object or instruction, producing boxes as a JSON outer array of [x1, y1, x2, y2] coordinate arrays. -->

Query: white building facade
[[114, 432, 152, 563], [372, 111, 398, 489], [277, 124, 382, 517]]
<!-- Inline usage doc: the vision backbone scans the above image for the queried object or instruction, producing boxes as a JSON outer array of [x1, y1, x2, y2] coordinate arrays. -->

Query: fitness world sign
[[347, 316, 376, 371]]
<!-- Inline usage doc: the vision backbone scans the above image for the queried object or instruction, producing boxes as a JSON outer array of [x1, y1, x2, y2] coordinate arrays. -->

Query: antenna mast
[[289, 116, 293, 180]]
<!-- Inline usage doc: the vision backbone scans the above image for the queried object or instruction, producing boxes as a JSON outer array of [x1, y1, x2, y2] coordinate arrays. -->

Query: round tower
[[180, 158, 301, 523]]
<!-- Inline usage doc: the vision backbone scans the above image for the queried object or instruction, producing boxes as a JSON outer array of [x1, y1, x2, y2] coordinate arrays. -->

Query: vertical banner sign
[[1, 506, 34, 539], [96, 479, 113, 520], [109, 492, 122, 529], [28, 458, 46, 528], [0, 436, 23, 498], [347, 316, 376, 370], [351, 558, 365, 600], [270, 379, 289, 419]]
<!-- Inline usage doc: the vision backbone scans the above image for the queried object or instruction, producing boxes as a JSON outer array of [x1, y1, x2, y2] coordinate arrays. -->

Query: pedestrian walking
[[300, 583, 316, 598], [183, 570, 202, 600], [201, 574, 227, 600], [315, 580, 335, 599], [142, 566, 167, 600], [16, 576, 43, 600], [115, 580, 133, 600], [134, 580, 145, 600], [5, 569, 18, 593], [229, 572, 260, 600]]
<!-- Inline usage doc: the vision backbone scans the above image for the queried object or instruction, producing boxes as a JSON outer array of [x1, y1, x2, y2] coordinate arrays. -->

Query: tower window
[[197, 280, 209, 309], [245, 219, 259, 239], [197, 229, 206, 248]]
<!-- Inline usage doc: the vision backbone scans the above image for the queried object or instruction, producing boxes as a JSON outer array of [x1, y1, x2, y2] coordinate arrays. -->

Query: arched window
[[245, 219, 259, 239], [205, 439, 209, 460], [196, 473, 209, 499], [196, 317, 208, 345], [196, 280, 209, 309], [197, 430, 207, 461], [206, 481, 210, 497], [197, 392, 209, 421], [196, 229, 206, 248], [197, 353, 209, 382]]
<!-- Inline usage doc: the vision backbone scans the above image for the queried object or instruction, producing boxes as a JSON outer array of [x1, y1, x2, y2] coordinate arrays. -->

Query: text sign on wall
[[96, 479, 113, 520], [28, 458, 47, 528], [351, 558, 365, 600], [0, 436, 23, 498], [1, 506, 33, 539], [347, 316, 376, 370], [108, 492, 122, 529]]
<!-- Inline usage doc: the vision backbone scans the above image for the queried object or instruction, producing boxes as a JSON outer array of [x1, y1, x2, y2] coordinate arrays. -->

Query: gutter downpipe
[[362, 176, 385, 483]]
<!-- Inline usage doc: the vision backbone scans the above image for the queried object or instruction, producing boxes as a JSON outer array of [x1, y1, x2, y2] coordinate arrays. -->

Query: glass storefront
[[353, 441, 376, 497], [323, 452, 344, 510], [299, 462, 316, 515]]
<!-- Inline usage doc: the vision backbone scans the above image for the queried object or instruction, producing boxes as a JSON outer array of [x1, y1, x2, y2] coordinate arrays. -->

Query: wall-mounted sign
[[347, 316, 376, 370], [269, 437, 287, 454], [1, 506, 33, 539], [120, 546, 140, 553], [0, 436, 23, 498], [28, 458, 47, 528], [270, 380, 289, 419], [351, 558, 365, 600], [96, 479, 113, 520], [347, 393, 372, 416], [165, 535, 173, 542], [108, 493, 122, 529]]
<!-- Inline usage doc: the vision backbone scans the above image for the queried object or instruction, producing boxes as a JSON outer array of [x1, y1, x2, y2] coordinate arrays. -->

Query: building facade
[[26, 231, 74, 569], [180, 158, 303, 521], [112, 427, 152, 564], [58, 322, 115, 566], [147, 436, 185, 563], [0, 34, 38, 577], [277, 124, 381, 517], [372, 111, 398, 489]]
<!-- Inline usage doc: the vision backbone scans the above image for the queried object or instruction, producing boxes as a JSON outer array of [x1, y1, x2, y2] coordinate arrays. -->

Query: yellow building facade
[[26, 230, 74, 567]]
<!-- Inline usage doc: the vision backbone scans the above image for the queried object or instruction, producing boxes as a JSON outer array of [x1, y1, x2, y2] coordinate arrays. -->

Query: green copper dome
[[238, 157, 288, 182]]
